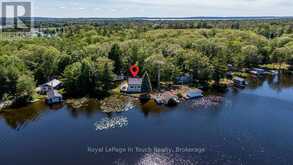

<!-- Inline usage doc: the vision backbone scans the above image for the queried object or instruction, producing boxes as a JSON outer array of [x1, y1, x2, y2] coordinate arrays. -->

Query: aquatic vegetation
[[136, 153, 196, 165], [94, 116, 128, 131], [260, 63, 289, 70], [233, 72, 249, 78], [191, 96, 224, 109], [137, 153, 173, 165]]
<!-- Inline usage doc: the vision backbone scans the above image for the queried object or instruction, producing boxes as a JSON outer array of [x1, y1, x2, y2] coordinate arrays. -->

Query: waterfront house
[[36, 79, 63, 94], [127, 78, 143, 93], [227, 64, 233, 71], [46, 87, 63, 105], [250, 68, 265, 75]]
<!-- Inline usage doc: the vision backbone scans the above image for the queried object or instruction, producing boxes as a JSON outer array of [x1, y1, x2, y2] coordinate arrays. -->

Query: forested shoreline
[[1, 19, 293, 107]]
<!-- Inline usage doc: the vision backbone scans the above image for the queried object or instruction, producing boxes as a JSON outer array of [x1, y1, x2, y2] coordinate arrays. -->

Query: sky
[[2, 0, 293, 18]]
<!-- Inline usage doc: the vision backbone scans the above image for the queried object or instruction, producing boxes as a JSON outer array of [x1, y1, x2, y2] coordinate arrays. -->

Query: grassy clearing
[[260, 63, 289, 70], [232, 72, 249, 78]]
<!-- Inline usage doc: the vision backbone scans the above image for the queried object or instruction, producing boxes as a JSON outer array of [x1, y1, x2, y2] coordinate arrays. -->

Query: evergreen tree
[[102, 63, 112, 92], [108, 43, 123, 74], [141, 72, 152, 93]]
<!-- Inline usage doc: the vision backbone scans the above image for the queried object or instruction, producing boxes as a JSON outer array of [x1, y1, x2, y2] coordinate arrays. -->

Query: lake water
[[1, 74, 293, 165]]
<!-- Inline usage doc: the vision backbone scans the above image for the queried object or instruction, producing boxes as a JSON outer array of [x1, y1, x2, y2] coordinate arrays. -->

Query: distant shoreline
[[2, 16, 293, 20]]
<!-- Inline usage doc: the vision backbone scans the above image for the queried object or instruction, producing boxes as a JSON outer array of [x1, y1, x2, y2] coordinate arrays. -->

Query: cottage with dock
[[46, 87, 63, 105]]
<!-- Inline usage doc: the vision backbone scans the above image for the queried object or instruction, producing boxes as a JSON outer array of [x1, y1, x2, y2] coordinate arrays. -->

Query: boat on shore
[[184, 89, 203, 100], [167, 97, 180, 106]]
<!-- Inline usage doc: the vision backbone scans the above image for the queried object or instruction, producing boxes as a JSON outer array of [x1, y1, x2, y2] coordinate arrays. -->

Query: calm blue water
[[0, 74, 293, 165]]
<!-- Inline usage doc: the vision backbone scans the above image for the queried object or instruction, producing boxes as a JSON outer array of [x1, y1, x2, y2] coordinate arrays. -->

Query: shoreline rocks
[[66, 97, 90, 109], [101, 95, 135, 113], [0, 101, 13, 112]]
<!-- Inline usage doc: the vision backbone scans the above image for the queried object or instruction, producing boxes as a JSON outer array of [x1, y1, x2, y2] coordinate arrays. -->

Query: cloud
[[31, 0, 293, 17]]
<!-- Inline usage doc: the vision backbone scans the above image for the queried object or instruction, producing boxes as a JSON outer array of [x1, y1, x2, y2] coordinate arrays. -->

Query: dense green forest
[[1, 19, 293, 104]]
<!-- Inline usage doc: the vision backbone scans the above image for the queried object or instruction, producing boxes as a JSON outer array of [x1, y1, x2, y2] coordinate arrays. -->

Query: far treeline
[[1, 19, 293, 104]]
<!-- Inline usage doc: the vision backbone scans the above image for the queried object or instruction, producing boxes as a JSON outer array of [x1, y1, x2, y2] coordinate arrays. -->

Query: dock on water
[[46, 87, 63, 105], [150, 86, 203, 106]]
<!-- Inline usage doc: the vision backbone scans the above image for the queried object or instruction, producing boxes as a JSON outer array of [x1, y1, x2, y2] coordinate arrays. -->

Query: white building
[[127, 78, 143, 93], [36, 79, 63, 94]]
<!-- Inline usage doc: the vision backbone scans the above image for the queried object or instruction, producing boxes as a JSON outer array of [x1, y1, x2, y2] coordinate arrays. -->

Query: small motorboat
[[167, 97, 180, 106], [186, 89, 203, 100], [120, 84, 128, 93]]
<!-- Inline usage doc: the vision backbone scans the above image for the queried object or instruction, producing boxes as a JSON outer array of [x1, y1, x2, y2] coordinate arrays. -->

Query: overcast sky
[[3, 0, 293, 17]]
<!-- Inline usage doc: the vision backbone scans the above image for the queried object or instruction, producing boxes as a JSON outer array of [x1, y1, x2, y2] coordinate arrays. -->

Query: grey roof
[[128, 78, 142, 85], [233, 77, 245, 82], [44, 79, 62, 88], [253, 68, 265, 72]]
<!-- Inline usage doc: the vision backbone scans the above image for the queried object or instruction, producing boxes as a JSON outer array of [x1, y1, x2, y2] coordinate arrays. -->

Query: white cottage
[[127, 78, 143, 93], [36, 79, 63, 94]]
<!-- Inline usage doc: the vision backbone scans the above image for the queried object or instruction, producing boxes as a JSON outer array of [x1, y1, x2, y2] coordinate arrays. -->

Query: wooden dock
[[150, 86, 203, 105]]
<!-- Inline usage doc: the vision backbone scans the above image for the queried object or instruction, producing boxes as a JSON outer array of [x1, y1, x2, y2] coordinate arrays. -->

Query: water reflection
[[139, 100, 173, 117], [0, 74, 293, 165], [248, 74, 293, 91], [0, 99, 103, 130], [67, 99, 102, 119], [245, 74, 293, 102], [1, 74, 292, 130], [0, 102, 48, 130], [247, 76, 266, 89], [267, 74, 293, 91]]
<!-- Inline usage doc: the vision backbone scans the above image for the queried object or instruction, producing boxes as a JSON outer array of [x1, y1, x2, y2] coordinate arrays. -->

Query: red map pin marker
[[129, 64, 140, 77]]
